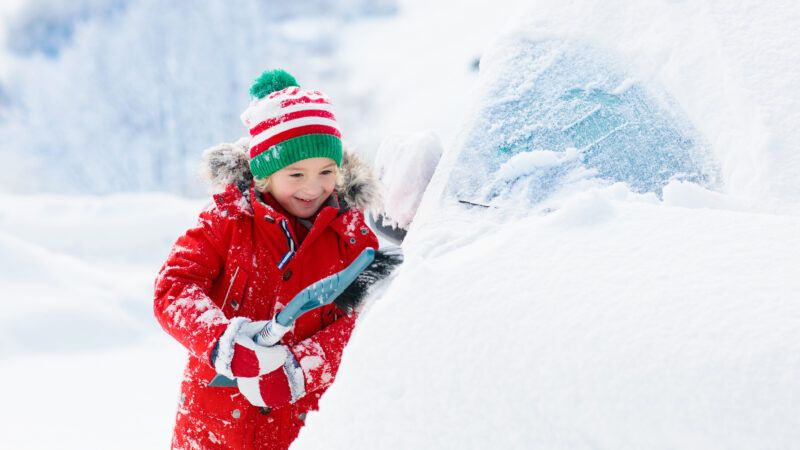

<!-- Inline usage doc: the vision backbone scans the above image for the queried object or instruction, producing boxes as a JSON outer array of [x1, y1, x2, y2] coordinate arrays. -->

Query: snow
[[662, 180, 753, 212], [291, 0, 800, 448], [1, 0, 800, 448], [0, 193, 200, 447], [299, 356, 324, 373], [0, 338, 185, 449], [294, 185, 800, 449]]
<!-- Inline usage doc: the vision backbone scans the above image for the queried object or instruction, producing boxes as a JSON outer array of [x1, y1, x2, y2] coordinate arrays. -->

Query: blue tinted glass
[[447, 39, 719, 206]]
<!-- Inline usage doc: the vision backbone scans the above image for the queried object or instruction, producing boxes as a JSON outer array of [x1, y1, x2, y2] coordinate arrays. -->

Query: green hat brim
[[250, 134, 342, 179]]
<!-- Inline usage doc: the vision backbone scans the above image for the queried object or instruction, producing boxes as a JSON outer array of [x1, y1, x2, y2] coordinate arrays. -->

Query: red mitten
[[213, 318, 290, 379], [237, 354, 306, 408]]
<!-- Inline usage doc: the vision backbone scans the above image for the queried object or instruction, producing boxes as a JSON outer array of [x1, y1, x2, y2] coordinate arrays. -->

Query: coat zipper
[[221, 266, 240, 311], [277, 219, 298, 270]]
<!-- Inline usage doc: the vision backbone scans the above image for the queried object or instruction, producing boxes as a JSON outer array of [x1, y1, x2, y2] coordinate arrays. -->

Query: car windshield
[[445, 39, 720, 207]]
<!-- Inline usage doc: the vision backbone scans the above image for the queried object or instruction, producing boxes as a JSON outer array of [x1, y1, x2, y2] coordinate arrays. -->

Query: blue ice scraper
[[210, 248, 375, 387]]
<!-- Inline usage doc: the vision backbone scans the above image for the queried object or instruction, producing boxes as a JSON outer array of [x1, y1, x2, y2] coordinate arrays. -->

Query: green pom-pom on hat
[[249, 69, 299, 99]]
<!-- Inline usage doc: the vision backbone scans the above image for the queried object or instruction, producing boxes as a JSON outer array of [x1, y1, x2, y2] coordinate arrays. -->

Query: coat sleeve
[[288, 311, 357, 396], [153, 206, 231, 365], [289, 211, 380, 396]]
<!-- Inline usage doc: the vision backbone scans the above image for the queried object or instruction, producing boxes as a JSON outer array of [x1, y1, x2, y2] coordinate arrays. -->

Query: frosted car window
[[446, 39, 719, 207]]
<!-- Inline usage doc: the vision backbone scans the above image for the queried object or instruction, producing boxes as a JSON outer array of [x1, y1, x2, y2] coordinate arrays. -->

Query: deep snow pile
[[293, 183, 800, 449], [291, 0, 800, 448]]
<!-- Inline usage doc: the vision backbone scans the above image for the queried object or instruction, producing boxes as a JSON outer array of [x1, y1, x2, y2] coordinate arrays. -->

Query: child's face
[[268, 157, 337, 219]]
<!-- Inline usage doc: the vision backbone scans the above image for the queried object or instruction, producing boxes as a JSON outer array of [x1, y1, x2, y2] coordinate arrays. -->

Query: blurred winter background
[[1, 0, 799, 448]]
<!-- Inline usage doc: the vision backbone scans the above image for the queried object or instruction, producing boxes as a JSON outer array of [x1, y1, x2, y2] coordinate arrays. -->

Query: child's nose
[[303, 178, 324, 195]]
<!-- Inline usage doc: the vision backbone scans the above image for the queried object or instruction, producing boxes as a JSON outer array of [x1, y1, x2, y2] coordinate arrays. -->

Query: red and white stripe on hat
[[240, 86, 342, 159]]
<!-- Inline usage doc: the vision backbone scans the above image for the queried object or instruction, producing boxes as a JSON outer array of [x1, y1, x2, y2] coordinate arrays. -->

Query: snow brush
[[210, 247, 375, 387]]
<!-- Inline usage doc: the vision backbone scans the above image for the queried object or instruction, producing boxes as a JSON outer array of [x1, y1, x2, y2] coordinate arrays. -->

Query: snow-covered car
[[293, 35, 800, 449]]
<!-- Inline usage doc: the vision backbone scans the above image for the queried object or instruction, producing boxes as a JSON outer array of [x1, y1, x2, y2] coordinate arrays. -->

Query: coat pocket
[[177, 375, 250, 449]]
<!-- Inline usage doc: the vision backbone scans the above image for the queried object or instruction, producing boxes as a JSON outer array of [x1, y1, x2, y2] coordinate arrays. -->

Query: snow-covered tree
[[0, 0, 396, 195]]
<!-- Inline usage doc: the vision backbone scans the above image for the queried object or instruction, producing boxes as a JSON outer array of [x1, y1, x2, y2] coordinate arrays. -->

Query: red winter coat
[[154, 147, 379, 450]]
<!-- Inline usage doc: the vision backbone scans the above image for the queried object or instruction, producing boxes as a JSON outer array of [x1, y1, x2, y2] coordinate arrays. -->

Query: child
[[154, 69, 394, 449]]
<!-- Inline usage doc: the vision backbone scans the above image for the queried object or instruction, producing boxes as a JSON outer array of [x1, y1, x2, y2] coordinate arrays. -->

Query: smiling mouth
[[295, 197, 316, 204]]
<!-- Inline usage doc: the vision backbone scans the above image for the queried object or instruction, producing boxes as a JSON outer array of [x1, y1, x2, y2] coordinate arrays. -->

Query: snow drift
[[292, 1, 800, 448]]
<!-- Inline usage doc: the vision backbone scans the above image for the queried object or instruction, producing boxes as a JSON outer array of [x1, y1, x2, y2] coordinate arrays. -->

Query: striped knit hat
[[240, 69, 342, 179]]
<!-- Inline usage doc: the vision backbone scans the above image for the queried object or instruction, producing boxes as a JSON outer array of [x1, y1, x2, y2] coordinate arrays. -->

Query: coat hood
[[200, 137, 381, 212]]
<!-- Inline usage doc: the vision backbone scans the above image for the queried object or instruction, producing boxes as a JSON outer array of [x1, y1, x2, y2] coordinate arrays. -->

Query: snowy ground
[[0, 194, 199, 448], [1, 0, 800, 448]]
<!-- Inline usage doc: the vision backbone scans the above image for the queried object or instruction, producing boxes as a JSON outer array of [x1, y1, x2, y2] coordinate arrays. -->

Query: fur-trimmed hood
[[200, 137, 381, 212]]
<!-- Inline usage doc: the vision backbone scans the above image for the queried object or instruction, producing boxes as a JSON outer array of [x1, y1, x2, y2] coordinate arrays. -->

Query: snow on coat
[[154, 140, 380, 450]]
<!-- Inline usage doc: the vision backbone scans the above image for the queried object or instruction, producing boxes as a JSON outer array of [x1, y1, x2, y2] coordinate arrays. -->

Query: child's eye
[[320, 170, 334, 175], [290, 173, 303, 178]]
